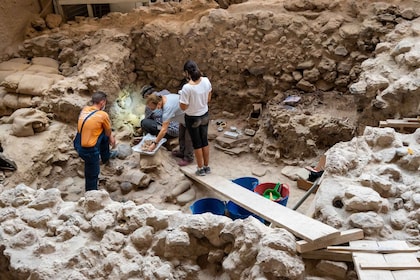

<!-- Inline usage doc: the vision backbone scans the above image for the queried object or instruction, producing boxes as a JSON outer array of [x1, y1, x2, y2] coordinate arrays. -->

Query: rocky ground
[[0, 0, 420, 279]]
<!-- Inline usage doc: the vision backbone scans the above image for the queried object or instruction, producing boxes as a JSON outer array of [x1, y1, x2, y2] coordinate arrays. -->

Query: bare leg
[[203, 145, 210, 166], [194, 148, 204, 168]]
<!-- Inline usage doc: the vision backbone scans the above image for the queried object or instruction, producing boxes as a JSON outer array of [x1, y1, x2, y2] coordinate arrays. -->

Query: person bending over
[[146, 93, 194, 165], [140, 86, 179, 140]]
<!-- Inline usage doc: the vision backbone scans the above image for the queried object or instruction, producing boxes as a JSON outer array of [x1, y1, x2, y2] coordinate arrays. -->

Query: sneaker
[[109, 150, 119, 159], [203, 166, 211, 174], [195, 168, 206, 176], [171, 150, 184, 158], [178, 159, 193, 166]]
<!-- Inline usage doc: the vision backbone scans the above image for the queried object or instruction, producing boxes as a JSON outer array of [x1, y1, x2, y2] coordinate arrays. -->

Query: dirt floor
[[0, 115, 315, 217]]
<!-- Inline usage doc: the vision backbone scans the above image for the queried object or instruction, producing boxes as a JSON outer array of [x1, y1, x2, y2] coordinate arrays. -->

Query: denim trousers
[[77, 131, 110, 192]]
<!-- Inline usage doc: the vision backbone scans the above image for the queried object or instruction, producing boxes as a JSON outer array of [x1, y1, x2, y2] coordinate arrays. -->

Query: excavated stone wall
[[7, 0, 418, 162], [0, 1, 420, 279]]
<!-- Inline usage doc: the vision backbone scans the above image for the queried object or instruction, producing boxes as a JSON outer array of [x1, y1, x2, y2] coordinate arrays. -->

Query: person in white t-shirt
[[179, 60, 212, 176]]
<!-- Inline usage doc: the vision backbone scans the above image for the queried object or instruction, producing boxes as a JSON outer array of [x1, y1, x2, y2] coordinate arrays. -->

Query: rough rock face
[[3, 0, 417, 162], [350, 15, 420, 128], [0, 186, 304, 279], [251, 90, 355, 161], [0, 1, 419, 278], [312, 127, 420, 245]]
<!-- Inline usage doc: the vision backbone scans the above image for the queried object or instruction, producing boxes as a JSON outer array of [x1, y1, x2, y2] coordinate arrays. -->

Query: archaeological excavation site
[[0, 0, 419, 279]]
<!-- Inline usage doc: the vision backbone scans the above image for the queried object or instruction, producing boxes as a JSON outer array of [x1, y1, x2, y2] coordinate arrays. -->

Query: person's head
[[146, 93, 163, 111], [91, 91, 107, 110], [183, 60, 202, 82]]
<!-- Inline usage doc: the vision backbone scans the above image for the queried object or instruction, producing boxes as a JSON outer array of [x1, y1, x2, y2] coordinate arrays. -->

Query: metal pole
[[292, 176, 322, 211]]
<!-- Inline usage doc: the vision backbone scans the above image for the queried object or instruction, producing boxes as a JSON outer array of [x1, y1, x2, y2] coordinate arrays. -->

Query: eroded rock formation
[[0, 187, 304, 279], [313, 127, 420, 245]]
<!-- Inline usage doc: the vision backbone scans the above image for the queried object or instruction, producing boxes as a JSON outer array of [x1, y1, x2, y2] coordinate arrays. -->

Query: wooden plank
[[181, 165, 340, 243], [301, 249, 353, 262], [393, 270, 420, 280], [297, 228, 364, 253], [59, 0, 145, 5], [379, 121, 388, 128], [360, 263, 420, 270], [352, 241, 420, 280], [87, 4, 93, 17], [353, 252, 395, 280], [403, 117, 420, 122], [326, 246, 419, 254], [382, 120, 420, 128], [349, 240, 419, 253]]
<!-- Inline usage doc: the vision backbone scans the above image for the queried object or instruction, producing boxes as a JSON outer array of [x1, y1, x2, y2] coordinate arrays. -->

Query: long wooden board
[[181, 165, 340, 243], [327, 246, 419, 254], [297, 228, 364, 253], [301, 249, 353, 262], [379, 119, 420, 129]]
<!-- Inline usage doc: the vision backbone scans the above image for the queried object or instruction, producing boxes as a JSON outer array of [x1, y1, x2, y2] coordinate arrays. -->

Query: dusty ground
[[0, 116, 315, 216]]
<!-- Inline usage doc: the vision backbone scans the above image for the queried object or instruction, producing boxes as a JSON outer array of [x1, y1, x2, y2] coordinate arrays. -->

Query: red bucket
[[254, 183, 289, 206]]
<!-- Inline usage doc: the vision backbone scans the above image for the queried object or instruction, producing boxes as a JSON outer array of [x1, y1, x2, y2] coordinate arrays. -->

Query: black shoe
[[203, 166, 211, 174], [195, 168, 205, 176]]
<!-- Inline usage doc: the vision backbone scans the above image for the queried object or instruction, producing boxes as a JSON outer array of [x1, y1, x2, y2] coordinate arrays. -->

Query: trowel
[[263, 182, 281, 201]]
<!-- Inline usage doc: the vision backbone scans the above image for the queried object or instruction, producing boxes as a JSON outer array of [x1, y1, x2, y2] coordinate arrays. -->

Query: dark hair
[[91, 91, 107, 104], [141, 84, 155, 98], [183, 60, 202, 81]]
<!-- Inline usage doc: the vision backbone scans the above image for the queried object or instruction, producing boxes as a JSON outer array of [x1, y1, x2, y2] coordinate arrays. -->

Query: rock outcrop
[[313, 127, 420, 245], [0, 186, 304, 279]]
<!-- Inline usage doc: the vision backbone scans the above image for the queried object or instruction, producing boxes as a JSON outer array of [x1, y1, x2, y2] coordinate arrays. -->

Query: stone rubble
[[0, 187, 304, 279]]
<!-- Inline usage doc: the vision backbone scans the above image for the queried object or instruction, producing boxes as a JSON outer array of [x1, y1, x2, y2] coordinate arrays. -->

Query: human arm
[[208, 90, 212, 103], [148, 120, 170, 151], [103, 113, 116, 148], [104, 128, 116, 148], [180, 102, 188, 111]]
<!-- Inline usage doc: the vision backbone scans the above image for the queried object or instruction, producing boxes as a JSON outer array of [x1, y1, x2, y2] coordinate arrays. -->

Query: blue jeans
[[77, 131, 110, 192]]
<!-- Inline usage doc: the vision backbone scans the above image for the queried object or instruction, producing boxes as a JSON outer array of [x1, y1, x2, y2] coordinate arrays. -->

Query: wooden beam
[[297, 228, 364, 253], [360, 263, 420, 270], [379, 119, 420, 129], [181, 166, 340, 243], [326, 246, 419, 254], [301, 249, 353, 262], [87, 4, 93, 17]]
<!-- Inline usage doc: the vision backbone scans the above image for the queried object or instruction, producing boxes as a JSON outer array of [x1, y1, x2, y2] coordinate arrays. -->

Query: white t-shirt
[[162, 94, 185, 125], [179, 77, 212, 116]]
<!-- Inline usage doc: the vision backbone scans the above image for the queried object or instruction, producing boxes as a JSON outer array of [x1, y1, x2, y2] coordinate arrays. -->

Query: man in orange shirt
[[76, 91, 117, 192]]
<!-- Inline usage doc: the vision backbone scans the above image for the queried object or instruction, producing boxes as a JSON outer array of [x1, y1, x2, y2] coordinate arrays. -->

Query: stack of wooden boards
[[379, 117, 420, 131], [181, 166, 420, 279]]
